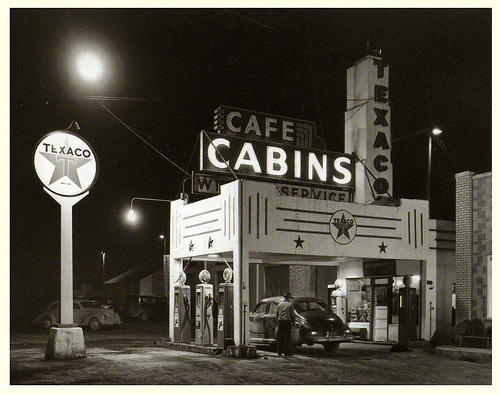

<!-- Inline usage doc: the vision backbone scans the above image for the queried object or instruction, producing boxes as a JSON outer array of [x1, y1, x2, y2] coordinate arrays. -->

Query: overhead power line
[[96, 100, 191, 177]]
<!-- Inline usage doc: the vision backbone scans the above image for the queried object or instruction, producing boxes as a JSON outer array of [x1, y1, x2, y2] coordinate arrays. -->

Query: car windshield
[[293, 299, 329, 313]]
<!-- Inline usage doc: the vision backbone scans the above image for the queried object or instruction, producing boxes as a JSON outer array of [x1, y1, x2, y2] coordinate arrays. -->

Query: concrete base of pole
[[45, 326, 87, 360]]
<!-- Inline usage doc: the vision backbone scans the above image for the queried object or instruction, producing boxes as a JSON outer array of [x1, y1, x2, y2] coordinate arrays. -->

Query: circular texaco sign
[[33, 130, 98, 197], [329, 209, 357, 245]]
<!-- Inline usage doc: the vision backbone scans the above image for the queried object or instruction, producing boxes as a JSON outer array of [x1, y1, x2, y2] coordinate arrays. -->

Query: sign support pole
[[45, 188, 88, 325]]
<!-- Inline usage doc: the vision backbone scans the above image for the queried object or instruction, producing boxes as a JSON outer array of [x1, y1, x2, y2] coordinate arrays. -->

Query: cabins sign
[[200, 132, 355, 189]]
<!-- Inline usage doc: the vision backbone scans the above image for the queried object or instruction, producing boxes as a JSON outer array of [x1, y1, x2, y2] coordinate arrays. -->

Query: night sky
[[10, 8, 491, 327]]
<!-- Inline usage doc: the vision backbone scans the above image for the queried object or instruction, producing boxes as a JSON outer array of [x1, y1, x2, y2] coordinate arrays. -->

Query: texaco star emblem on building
[[329, 210, 357, 244]]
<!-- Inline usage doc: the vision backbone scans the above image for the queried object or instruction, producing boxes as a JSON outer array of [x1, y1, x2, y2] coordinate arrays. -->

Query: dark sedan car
[[249, 296, 354, 354]]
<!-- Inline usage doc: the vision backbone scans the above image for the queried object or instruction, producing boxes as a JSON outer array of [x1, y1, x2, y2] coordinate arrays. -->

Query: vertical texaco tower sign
[[33, 130, 98, 196]]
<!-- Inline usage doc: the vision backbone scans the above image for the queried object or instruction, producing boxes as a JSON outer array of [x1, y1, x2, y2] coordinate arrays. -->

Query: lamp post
[[159, 235, 166, 255], [159, 234, 169, 300], [426, 127, 442, 202], [100, 251, 106, 284], [392, 126, 443, 204], [126, 197, 173, 224]]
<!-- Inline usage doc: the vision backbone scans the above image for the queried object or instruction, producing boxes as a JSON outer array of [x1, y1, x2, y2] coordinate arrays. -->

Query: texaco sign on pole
[[34, 130, 98, 325]]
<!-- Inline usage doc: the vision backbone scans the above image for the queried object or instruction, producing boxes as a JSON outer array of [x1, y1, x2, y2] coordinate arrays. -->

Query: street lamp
[[76, 52, 103, 82], [159, 235, 166, 255], [126, 197, 173, 224], [392, 126, 443, 204]]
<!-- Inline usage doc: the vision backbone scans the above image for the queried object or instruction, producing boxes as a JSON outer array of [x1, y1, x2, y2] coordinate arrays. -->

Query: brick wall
[[472, 173, 492, 319], [455, 171, 474, 333], [455, 171, 492, 335]]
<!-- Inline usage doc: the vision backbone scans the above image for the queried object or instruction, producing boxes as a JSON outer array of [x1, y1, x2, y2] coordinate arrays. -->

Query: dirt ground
[[10, 322, 492, 385]]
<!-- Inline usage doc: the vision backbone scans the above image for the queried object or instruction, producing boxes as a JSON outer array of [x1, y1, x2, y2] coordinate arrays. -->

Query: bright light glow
[[432, 127, 443, 136], [159, 235, 165, 239], [76, 52, 103, 81], [126, 209, 138, 223]]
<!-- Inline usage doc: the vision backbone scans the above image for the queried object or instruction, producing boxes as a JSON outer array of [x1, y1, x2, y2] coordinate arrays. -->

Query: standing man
[[276, 292, 294, 356]]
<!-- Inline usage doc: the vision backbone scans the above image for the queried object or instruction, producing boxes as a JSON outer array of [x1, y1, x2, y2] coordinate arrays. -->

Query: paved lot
[[10, 322, 492, 385]]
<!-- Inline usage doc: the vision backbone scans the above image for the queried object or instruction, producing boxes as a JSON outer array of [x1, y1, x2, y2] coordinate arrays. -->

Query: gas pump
[[328, 279, 346, 322], [217, 268, 234, 349], [195, 269, 213, 346], [398, 275, 417, 345], [173, 271, 192, 343]]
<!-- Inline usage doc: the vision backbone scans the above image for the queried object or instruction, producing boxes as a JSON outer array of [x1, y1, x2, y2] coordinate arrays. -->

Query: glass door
[[372, 282, 389, 341]]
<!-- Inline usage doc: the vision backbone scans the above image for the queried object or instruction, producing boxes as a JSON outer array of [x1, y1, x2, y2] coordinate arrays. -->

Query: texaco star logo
[[33, 130, 98, 197], [329, 210, 357, 244]]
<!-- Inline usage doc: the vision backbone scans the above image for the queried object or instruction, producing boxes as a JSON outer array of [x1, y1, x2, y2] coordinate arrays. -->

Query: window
[[269, 302, 279, 315], [80, 301, 99, 308], [254, 303, 268, 314], [346, 278, 371, 323], [294, 300, 328, 313]]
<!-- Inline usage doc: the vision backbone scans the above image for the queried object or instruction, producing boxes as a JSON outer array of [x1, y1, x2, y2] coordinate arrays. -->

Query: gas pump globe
[[223, 267, 233, 283], [199, 269, 211, 283], [177, 270, 187, 285]]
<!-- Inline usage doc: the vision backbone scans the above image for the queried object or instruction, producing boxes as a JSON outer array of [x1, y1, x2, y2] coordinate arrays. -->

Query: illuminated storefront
[[168, 54, 454, 346]]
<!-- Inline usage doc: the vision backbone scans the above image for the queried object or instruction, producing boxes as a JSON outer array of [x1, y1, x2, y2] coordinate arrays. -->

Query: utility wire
[[352, 152, 394, 199], [344, 101, 368, 124], [435, 135, 457, 168], [96, 100, 191, 177], [176, 133, 200, 198], [71, 95, 171, 102], [224, 9, 283, 34]]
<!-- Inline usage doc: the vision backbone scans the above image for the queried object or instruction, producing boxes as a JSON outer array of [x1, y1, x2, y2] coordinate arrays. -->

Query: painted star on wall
[[378, 242, 387, 253], [189, 241, 194, 251], [294, 235, 304, 249], [208, 236, 213, 248]]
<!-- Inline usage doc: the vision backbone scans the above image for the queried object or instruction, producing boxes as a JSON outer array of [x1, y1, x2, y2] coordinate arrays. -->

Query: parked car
[[32, 300, 121, 330], [125, 295, 168, 322], [249, 296, 354, 354]]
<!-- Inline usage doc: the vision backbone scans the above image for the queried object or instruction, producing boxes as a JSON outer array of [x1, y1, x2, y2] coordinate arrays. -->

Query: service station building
[[168, 54, 454, 347]]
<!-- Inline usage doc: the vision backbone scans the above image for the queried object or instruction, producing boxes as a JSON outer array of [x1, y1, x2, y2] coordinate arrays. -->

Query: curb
[[157, 339, 221, 355], [156, 339, 259, 359], [435, 345, 491, 362]]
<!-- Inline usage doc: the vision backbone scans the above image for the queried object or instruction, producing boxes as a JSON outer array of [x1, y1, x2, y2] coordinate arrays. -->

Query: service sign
[[33, 130, 98, 197], [200, 132, 355, 189]]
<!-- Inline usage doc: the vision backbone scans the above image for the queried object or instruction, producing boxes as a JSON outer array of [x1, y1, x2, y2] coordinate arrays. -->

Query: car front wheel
[[88, 318, 101, 331], [323, 342, 340, 355], [139, 311, 150, 322]]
